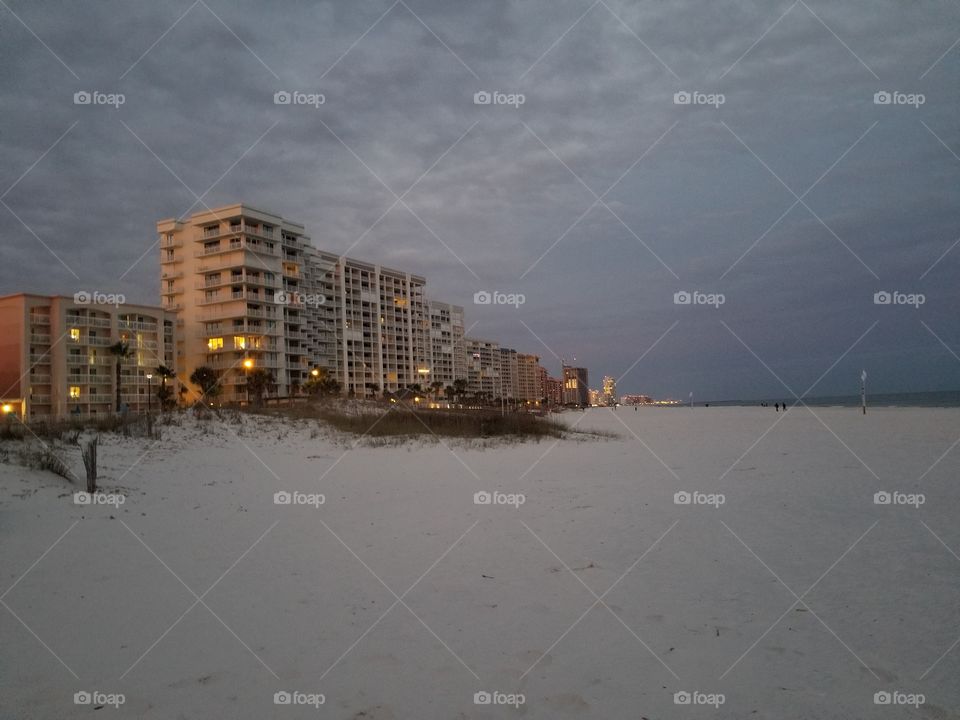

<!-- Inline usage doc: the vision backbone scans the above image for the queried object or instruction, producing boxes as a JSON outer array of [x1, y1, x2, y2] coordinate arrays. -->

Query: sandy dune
[[1, 406, 958, 719]]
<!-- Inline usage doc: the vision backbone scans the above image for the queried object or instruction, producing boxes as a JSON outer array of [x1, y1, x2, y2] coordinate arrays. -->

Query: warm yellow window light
[[70, 328, 80, 341], [69, 386, 81, 399], [208, 337, 224, 350], [234, 336, 246, 350]]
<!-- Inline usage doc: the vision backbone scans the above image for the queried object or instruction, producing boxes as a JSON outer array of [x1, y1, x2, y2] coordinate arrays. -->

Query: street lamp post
[[243, 358, 254, 406], [146, 373, 153, 414]]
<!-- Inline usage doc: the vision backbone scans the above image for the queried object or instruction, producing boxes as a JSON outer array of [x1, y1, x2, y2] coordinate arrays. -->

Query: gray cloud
[[1, 0, 958, 399]]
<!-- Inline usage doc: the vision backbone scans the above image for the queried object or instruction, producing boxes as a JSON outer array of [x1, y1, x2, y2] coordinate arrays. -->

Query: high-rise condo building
[[562, 365, 589, 406], [158, 205, 429, 402], [426, 300, 466, 389], [516, 353, 541, 403], [464, 337, 501, 399], [0, 293, 174, 421], [602, 375, 617, 405], [499, 347, 518, 400]]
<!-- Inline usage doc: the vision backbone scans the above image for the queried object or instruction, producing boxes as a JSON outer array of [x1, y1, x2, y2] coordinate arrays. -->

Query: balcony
[[65, 315, 112, 329], [161, 270, 183, 280], [30, 373, 51, 384], [30, 395, 52, 404], [29, 333, 51, 344], [119, 320, 159, 332], [29, 313, 50, 325], [160, 236, 183, 249], [194, 240, 279, 259]]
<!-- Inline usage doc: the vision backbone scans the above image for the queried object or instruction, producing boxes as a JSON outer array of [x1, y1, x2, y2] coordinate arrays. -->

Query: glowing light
[[243, 359, 254, 369], [2, 404, 12, 414], [311, 369, 319, 377]]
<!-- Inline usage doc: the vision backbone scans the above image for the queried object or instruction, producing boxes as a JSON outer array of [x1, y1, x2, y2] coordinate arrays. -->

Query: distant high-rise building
[[544, 374, 563, 406], [516, 353, 541, 403], [562, 365, 589, 406], [602, 375, 617, 405], [426, 300, 466, 389], [465, 337, 500, 399], [499, 347, 519, 400]]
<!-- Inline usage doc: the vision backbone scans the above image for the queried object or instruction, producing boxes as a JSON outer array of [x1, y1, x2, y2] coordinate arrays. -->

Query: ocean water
[[703, 390, 960, 408]]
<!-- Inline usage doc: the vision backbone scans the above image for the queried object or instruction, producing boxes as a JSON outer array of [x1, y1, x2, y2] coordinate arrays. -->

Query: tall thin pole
[[861, 370, 867, 415]]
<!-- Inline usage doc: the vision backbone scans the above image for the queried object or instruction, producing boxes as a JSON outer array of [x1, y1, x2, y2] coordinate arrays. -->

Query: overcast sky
[[1, 0, 958, 400]]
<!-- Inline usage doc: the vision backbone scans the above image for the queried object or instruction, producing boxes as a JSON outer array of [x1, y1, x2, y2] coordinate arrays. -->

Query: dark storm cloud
[[1, 0, 958, 399]]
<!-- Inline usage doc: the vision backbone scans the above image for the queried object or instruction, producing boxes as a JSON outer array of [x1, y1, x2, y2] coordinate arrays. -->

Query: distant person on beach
[[775, 402, 779, 411]]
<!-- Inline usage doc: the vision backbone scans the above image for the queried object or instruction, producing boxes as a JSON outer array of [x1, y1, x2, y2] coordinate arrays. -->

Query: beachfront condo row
[[0, 203, 587, 419], [0, 293, 176, 421]]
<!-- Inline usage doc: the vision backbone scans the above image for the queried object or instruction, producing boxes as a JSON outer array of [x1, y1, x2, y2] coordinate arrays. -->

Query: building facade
[[562, 365, 590, 406], [426, 300, 466, 389], [0, 294, 174, 421], [602, 375, 617, 405], [499, 348, 518, 400], [464, 337, 501, 399], [158, 205, 431, 402], [516, 353, 541, 403]]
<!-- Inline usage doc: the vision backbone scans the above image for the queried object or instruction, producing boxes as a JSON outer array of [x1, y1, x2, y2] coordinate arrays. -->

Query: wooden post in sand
[[861, 370, 867, 415]]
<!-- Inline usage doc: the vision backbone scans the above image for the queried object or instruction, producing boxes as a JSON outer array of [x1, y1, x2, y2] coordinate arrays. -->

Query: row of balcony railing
[[201, 224, 277, 241]]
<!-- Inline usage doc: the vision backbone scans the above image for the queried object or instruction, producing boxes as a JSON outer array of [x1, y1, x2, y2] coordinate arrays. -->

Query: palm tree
[[107, 341, 133, 413], [453, 378, 468, 404], [430, 380, 444, 401], [155, 364, 176, 410], [189, 365, 221, 404], [246, 368, 275, 407]]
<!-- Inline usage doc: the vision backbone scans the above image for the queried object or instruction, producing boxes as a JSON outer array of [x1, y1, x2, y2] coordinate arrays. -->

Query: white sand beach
[[2, 406, 959, 719]]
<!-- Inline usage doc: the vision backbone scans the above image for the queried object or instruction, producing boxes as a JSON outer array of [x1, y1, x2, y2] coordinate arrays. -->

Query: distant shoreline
[[687, 390, 960, 408]]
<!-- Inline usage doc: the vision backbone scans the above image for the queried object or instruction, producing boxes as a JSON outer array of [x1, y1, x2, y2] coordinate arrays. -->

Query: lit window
[[208, 337, 224, 350], [69, 386, 81, 399], [234, 336, 246, 349], [70, 328, 80, 341]]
